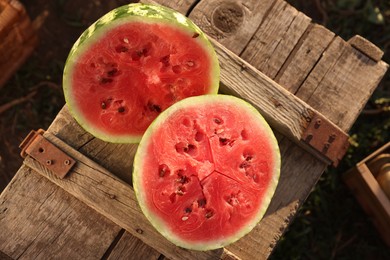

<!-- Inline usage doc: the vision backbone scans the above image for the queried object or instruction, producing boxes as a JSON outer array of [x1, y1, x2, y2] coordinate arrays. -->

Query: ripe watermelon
[[133, 95, 281, 250], [63, 3, 220, 143]]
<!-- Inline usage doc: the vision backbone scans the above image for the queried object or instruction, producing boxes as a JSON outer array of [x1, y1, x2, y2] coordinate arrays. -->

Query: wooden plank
[[240, 0, 311, 79], [107, 231, 161, 260], [348, 35, 384, 62], [46, 105, 95, 150], [77, 138, 137, 184], [23, 133, 229, 260], [188, 0, 275, 55], [0, 165, 121, 259], [296, 37, 389, 131], [274, 24, 335, 93], [141, 0, 196, 15]]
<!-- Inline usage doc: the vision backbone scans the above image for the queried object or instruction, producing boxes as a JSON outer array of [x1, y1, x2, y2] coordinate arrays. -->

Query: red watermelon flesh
[[133, 95, 280, 250], [63, 4, 220, 143]]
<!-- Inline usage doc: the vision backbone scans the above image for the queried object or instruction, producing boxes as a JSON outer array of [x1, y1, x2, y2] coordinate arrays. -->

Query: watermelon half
[[63, 3, 220, 143], [133, 95, 281, 250]]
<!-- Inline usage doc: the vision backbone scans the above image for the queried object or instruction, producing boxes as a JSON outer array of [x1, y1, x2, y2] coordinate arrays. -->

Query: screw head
[[64, 159, 71, 165], [314, 119, 322, 129]]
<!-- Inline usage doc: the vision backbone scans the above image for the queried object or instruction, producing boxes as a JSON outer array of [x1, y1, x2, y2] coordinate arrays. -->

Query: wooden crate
[[343, 142, 390, 247], [0, 0, 38, 88], [0, 0, 388, 259]]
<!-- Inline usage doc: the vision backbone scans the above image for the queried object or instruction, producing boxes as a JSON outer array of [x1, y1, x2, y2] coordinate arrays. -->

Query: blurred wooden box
[[343, 142, 390, 246], [0, 0, 38, 88]]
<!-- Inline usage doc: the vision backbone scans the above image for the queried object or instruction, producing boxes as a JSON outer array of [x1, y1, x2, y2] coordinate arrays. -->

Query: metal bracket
[[302, 113, 349, 167], [19, 129, 76, 178]]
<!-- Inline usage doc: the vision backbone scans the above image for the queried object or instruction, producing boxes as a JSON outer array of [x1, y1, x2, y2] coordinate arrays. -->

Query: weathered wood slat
[[141, 0, 196, 15], [188, 0, 275, 55], [240, 0, 311, 78], [274, 23, 335, 93], [296, 36, 388, 131], [0, 166, 121, 259], [348, 35, 384, 62], [23, 132, 231, 260], [106, 231, 162, 260]]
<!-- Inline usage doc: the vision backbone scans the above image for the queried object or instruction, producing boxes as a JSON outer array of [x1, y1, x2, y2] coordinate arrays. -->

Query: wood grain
[[348, 35, 384, 62], [240, 0, 311, 79], [274, 23, 335, 93], [296, 37, 388, 131], [189, 0, 275, 55], [107, 231, 161, 260], [141, 0, 196, 15], [0, 165, 121, 259]]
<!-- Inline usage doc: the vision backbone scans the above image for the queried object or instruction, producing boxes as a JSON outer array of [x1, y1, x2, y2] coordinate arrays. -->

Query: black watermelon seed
[[239, 161, 250, 169], [100, 77, 113, 84], [219, 138, 229, 145], [177, 174, 190, 184], [214, 117, 222, 124], [192, 32, 200, 38], [153, 105, 161, 113], [118, 107, 125, 113], [147, 102, 161, 113], [101, 102, 106, 109], [205, 210, 213, 218], [198, 198, 206, 208], [107, 68, 119, 77]]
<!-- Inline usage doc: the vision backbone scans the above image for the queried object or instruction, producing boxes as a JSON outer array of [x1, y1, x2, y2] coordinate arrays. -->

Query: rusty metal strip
[[19, 129, 75, 178], [302, 113, 349, 167]]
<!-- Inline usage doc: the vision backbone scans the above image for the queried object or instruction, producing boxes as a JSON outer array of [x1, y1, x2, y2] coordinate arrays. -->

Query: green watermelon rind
[[133, 94, 281, 251], [63, 3, 220, 143]]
